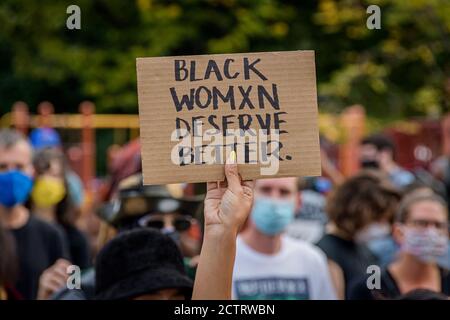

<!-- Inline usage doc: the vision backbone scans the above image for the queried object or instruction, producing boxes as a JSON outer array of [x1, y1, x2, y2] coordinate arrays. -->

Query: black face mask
[[360, 160, 379, 169]]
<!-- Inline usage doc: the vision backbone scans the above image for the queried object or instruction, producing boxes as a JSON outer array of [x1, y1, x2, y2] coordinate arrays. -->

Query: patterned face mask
[[401, 226, 448, 263]]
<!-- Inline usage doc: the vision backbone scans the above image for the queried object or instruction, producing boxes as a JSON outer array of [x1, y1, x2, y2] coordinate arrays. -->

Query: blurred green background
[[0, 0, 449, 119]]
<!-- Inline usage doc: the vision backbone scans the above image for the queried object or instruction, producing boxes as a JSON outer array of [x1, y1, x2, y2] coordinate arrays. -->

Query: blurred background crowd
[[0, 0, 449, 300]]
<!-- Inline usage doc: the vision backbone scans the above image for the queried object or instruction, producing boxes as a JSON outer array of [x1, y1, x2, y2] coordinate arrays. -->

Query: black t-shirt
[[11, 215, 69, 299], [316, 233, 379, 299], [348, 267, 450, 300], [61, 224, 91, 270]]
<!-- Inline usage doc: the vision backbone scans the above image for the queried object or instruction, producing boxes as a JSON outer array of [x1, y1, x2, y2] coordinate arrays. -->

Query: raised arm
[[192, 151, 254, 300]]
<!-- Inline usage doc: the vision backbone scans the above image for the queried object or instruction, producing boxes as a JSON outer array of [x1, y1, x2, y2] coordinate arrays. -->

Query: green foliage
[[314, 0, 449, 119], [0, 0, 448, 118]]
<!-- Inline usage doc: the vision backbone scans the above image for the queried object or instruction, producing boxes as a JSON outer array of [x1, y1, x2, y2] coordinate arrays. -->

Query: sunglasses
[[138, 215, 192, 232]]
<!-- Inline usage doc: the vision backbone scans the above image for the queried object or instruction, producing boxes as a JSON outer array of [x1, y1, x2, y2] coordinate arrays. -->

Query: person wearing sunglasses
[[138, 211, 194, 241], [50, 174, 203, 300], [93, 155, 256, 300], [349, 191, 449, 299], [98, 174, 204, 258]]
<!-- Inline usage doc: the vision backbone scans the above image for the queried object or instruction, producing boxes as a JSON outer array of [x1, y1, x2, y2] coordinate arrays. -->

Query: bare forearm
[[192, 226, 237, 300]]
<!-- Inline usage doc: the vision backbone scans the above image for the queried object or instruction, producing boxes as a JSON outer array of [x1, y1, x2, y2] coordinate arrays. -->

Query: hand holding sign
[[204, 151, 255, 236], [193, 151, 254, 300]]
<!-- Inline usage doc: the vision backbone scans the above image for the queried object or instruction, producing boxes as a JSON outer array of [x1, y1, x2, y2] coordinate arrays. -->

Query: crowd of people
[[0, 126, 448, 300]]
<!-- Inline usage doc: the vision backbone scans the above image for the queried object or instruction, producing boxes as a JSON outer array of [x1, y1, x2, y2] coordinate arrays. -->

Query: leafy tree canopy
[[0, 0, 448, 119]]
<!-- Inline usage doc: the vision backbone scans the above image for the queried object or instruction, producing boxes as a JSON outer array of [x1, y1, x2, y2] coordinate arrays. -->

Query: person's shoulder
[[348, 267, 395, 300], [315, 233, 335, 247], [63, 224, 87, 242], [28, 214, 54, 231], [284, 236, 328, 264], [347, 274, 373, 300], [315, 234, 343, 257], [28, 215, 66, 240]]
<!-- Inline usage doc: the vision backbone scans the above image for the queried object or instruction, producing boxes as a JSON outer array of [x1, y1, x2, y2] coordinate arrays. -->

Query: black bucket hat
[[95, 228, 193, 300]]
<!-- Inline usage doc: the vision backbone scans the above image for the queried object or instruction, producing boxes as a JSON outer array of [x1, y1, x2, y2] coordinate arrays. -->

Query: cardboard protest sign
[[136, 50, 321, 185]]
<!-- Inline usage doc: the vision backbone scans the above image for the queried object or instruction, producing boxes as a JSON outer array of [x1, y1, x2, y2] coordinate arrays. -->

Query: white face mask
[[401, 227, 448, 263], [355, 222, 391, 244]]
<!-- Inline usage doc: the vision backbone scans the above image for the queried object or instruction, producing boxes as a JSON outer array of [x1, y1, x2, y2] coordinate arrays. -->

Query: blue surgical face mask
[[251, 196, 296, 236], [0, 170, 34, 208], [66, 172, 84, 207]]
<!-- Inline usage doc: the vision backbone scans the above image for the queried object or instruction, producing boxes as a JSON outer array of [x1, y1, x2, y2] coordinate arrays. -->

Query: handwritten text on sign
[[137, 51, 321, 185]]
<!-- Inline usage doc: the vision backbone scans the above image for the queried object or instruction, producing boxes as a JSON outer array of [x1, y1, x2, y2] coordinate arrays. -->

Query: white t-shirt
[[232, 235, 337, 300]]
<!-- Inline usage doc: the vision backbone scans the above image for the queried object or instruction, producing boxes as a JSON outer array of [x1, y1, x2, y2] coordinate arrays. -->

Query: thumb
[[225, 150, 241, 194]]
